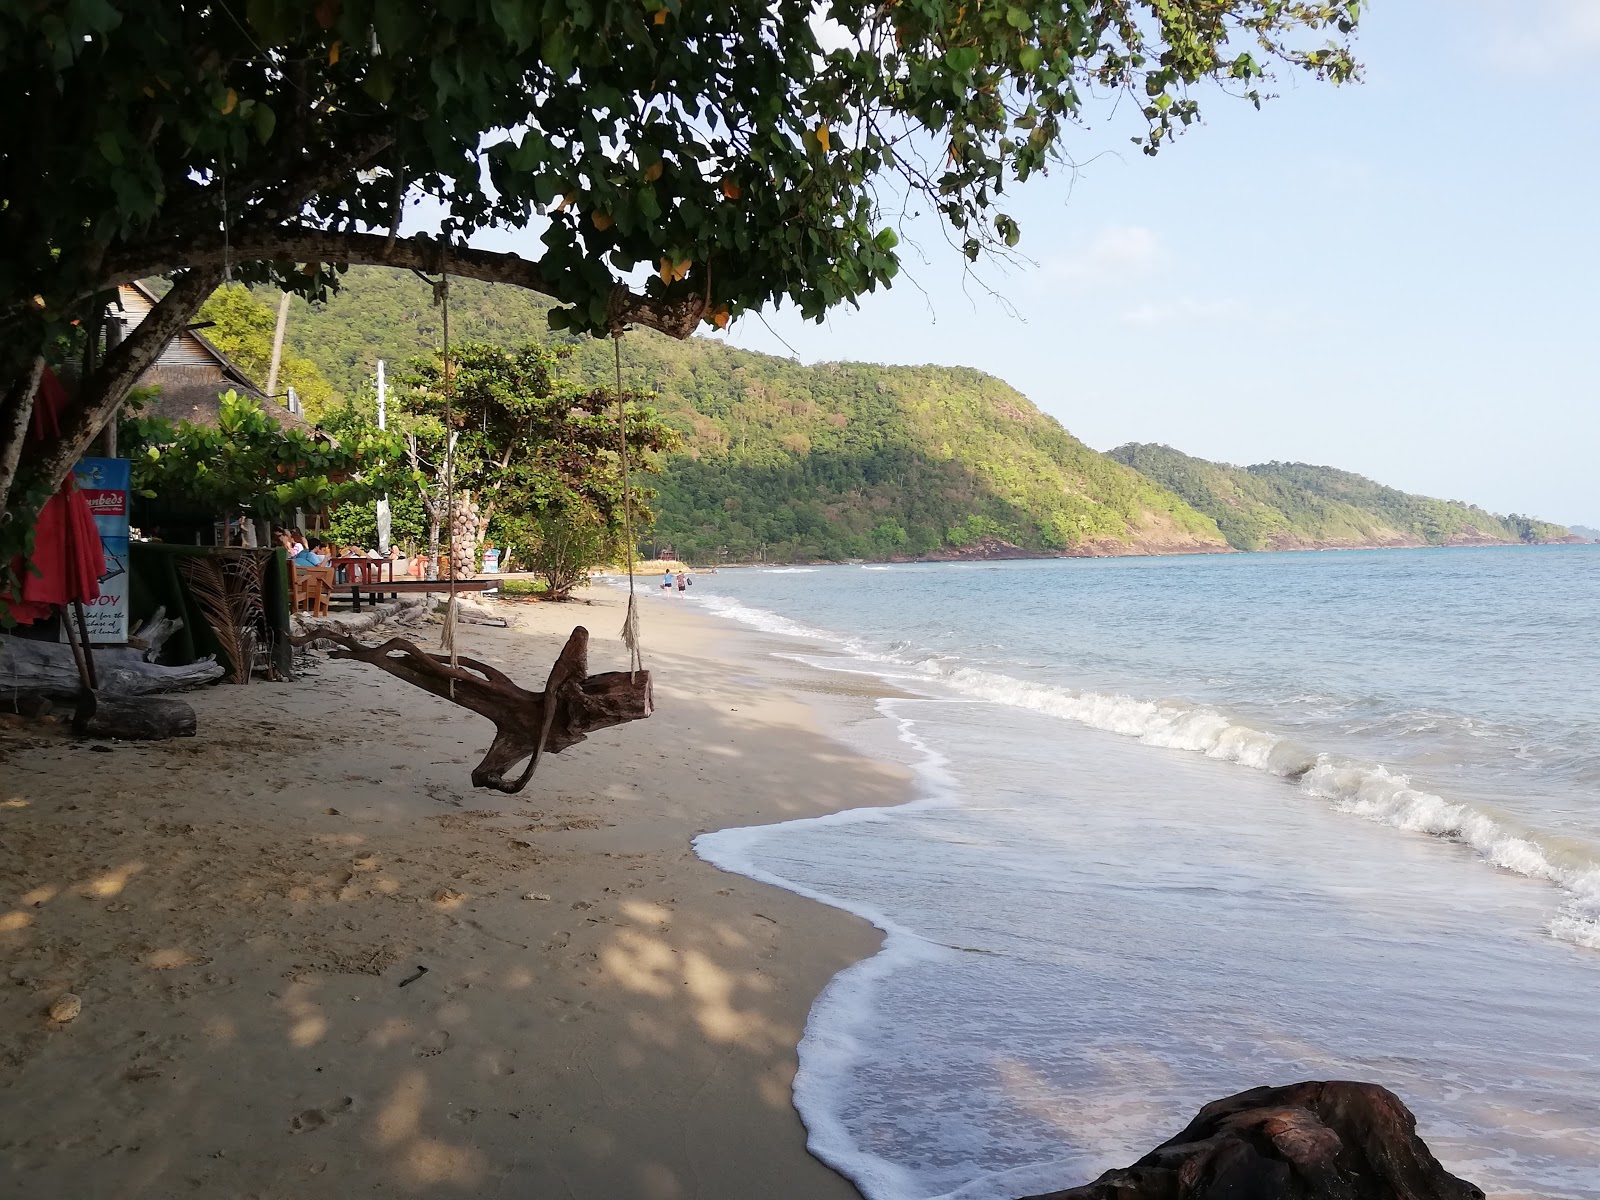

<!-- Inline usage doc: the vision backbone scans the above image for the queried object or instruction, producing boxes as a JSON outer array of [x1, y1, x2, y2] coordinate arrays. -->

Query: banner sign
[[70, 457, 131, 643]]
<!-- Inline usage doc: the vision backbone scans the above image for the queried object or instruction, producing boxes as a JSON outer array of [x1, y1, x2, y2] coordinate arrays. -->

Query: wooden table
[[328, 556, 395, 586], [344, 577, 496, 612]]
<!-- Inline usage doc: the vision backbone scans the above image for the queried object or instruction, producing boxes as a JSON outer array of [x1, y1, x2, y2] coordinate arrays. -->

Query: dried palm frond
[[177, 549, 274, 684]]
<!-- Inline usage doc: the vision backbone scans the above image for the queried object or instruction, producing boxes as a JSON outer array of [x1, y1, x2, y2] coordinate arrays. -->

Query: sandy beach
[[1, 590, 911, 1198]]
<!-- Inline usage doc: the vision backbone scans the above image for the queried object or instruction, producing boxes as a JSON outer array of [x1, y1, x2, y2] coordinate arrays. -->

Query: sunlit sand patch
[[0, 910, 32, 932], [203, 1014, 237, 1042], [79, 861, 145, 898], [280, 982, 329, 1048], [1, 797, 29, 809], [402, 1137, 485, 1189], [143, 947, 199, 970], [620, 899, 673, 927], [311, 832, 365, 846], [599, 929, 677, 998], [683, 949, 777, 1047], [19, 885, 57, 906]]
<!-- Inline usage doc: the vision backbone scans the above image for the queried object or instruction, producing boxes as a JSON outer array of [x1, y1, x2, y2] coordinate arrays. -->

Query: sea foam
[[688, 590, 1600, 950], [694, 706, 961, 1198]]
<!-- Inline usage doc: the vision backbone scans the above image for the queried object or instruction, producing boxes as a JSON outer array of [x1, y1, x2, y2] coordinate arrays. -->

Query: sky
[[710, 0, 1600, 528], [426, 2, 1600, 526]]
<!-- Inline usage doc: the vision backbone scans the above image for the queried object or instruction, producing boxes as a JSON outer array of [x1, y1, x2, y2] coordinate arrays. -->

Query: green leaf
[[636, 185, 661, 222], [945, 47, 980, 74], [252, 103, 276, 143], [95, 131, 124, 165]]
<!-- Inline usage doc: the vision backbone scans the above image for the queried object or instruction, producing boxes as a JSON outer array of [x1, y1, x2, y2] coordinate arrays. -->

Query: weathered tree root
[[289, 625, 651, 793]]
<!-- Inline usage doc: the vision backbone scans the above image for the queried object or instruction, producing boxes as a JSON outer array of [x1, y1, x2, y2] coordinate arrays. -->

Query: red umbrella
[[1, 368, 106, 626]]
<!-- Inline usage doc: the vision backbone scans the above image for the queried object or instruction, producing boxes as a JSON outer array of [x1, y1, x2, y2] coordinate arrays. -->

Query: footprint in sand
[[414, 1030, 451, 1058], [289, 1096, 354, 1134], [542, 931, 571, 953]]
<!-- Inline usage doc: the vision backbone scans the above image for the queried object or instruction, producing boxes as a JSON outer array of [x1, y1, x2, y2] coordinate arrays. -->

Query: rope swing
[[432, 267, 461, 690], [284, 274, 655, 797], [614, 333, 642, 679]]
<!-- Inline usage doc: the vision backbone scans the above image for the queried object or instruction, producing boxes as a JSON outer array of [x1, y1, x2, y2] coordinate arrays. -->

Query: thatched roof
[[121, 281, 319, 436]]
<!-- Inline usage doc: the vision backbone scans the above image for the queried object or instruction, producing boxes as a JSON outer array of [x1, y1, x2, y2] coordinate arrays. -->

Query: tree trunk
[[265, 289, 291, 398], [24, 267, 223, 505], [0, 355, 45, 512], [425, 507, 442, 581]]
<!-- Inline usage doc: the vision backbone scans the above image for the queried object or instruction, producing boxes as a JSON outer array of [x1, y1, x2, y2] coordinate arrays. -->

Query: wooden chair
[[289, 563, 334, 617]]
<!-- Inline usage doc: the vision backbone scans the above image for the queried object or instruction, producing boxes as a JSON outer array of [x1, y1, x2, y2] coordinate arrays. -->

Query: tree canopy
[[0, 0, 1362, 515], [396, 340, 673, 566], [120, 388, 398, 529]]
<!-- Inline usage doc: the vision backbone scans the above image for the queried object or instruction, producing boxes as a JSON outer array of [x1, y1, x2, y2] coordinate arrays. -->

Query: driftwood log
[[0, 631, 223, 703], [292, 625, 651, 793], [73, 692, 197, 740], [1019, 1081, 1484, 1200]]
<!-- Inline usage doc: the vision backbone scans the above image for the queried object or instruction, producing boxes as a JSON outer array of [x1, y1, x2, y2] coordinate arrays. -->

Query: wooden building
[[116, 281, 313, 432]]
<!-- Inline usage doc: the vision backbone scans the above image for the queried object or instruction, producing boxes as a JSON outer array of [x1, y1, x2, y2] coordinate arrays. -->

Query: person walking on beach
[[676, 570, 689, 592], [662, 568, 674, 591]]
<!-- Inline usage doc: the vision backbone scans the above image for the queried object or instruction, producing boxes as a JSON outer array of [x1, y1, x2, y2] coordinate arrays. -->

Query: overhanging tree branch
[[100, 229, 707, 340]]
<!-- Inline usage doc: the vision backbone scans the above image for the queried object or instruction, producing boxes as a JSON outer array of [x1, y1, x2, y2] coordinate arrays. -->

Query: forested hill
[[277, 268, 1227, 561], [1108, 443, 1576, 551], [270, 267, 1571, 561]]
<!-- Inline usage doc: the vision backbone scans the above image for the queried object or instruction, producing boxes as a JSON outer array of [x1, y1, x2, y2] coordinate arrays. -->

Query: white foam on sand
[[694, 703, 961, 1198]]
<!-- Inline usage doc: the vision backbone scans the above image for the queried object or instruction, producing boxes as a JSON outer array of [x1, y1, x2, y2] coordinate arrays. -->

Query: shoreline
[[676, 537, 1596, 571], [1, 592, 909, 1198]]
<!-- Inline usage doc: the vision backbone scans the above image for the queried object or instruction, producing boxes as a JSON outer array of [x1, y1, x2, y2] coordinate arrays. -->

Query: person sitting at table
[[293, 537, 330, 568]]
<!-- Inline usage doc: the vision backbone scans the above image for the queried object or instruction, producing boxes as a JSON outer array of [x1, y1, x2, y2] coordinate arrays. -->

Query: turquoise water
[[685, 547, 1600, 1199]]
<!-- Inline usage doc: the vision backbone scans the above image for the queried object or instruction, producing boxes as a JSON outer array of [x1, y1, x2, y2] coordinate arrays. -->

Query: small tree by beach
[[121, 390, 400, 536], [391, 342, 674, 578], [522, 505, 619, 601]]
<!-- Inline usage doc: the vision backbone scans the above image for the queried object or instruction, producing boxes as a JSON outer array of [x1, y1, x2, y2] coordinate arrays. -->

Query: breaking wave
[[690, 590, 1600, 950]]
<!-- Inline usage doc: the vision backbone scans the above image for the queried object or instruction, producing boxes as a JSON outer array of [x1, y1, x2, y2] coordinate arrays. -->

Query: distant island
[[266, 268, 1580, 564], [1570, 525, 1599, 543]]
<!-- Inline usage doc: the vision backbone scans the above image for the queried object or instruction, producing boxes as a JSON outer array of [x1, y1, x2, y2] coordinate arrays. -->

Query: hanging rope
[[434, 268, 461, 688], [614, 333, 642, 679]]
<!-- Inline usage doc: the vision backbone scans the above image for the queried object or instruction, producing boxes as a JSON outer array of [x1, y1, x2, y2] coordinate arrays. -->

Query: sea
[[676, 547, 1600, 1200]]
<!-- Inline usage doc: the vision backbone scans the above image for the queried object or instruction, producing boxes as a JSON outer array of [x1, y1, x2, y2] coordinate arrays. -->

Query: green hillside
[[277, 268, 1227, 562], [1108, 443, 1573, 550]]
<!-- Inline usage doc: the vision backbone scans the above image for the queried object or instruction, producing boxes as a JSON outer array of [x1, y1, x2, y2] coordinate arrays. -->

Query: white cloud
[[1119, 297, 1249, 326], [1047, 224, 1165, 282], [1473, 0, 1600, 70]]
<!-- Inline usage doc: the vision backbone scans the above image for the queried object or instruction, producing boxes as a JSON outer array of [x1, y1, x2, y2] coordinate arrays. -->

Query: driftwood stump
[[73, 693, 198, 740], [1019, 1081, 1484, 1200], [291, 625, 651, 793]]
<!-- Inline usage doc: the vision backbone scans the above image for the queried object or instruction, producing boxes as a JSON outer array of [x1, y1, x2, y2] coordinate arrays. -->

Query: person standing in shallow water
[[676, 570, 690, 592], [662, 568, 674, 591]]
